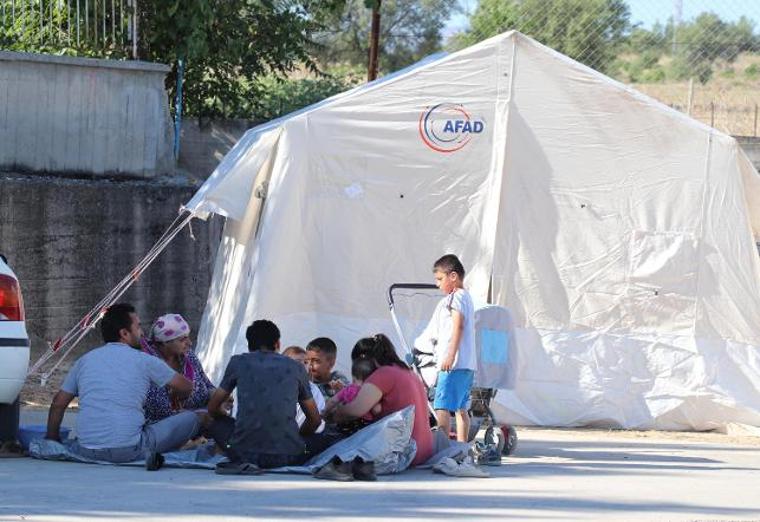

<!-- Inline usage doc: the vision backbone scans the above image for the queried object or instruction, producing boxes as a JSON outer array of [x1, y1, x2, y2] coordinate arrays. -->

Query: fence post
[[754, 104, 758, 137], [132, 0, 138, 59], [686, 77, 694, 116], [173, 58, 185, 161], [710, 101, 715, 128]]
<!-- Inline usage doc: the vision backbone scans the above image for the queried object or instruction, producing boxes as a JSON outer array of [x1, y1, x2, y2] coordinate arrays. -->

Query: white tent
[[184, 31, 760, 431]]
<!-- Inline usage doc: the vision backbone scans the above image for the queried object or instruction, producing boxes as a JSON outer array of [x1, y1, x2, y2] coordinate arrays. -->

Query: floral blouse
[[142, 343, 216, 423]]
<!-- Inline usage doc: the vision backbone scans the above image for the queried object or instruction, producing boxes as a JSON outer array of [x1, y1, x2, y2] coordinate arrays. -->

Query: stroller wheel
[[500, 425, 518, 455], [483, 426, 506, 455]]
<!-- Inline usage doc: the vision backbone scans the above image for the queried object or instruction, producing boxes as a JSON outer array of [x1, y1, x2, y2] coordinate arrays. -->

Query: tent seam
[[692, 130, 714, 338]]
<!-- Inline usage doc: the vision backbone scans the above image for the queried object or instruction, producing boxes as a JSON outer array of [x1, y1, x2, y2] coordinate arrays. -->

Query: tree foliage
[[453, 0, 630, 74], [252, 67, 363, 123], [313, 0, 457, 74], [1, 0, 347, 118], [620, 13, 760, 83], [137, 0, 347, 118]]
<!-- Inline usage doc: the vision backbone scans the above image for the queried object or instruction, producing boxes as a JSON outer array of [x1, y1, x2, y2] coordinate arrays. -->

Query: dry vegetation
[[629, 53, 760, 136]]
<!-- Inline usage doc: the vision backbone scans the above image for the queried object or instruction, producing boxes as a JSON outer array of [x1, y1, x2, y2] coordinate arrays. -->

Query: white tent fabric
[[185, 31, 760, 431]]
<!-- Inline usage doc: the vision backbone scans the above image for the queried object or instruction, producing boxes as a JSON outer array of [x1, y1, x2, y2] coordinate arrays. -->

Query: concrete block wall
[[0, 52, 174, 178], [0, 173, 221, 378], [736, 136, 760, 171], [178, 119, 251, 180]]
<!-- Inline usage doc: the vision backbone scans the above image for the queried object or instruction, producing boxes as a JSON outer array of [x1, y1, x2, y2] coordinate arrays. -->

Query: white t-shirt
[[427, 288, 476, 371], [295, 382, 326, 433]]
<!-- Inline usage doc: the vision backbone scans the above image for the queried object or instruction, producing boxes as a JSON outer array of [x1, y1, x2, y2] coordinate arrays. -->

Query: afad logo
[[418, 103, 485, 153]]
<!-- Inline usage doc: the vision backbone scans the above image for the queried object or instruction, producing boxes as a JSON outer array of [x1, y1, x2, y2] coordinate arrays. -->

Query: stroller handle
[[387, 283, 438, 308]]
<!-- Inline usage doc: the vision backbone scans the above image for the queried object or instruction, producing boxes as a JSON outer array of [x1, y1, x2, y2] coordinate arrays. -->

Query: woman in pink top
[[332, 334, 433, 466]]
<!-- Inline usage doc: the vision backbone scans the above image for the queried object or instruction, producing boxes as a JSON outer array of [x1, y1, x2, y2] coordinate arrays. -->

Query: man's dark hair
[[306, 337, 337, 359], [101, 303, 136, 343], [433, 254, 466, 279], [245, 320, 281, 351]]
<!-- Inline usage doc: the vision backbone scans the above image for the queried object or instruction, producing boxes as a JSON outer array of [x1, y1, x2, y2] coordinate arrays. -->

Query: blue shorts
[[433, 369, 474, 412]]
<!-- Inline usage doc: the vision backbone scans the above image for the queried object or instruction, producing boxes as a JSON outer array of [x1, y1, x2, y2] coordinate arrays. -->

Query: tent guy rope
[[27, 210, 197, 386]]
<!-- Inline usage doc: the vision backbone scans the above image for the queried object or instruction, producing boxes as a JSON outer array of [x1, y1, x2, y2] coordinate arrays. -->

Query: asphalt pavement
[[3, 408, 760, 521]]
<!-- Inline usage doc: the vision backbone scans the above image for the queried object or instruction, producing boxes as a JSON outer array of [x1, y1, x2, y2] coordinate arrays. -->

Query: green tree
[[453, 0, 630, 74], [670, 13, 759, 83], [313, 0, 458, 74], [138, 0, 347, 118], [252, 68, 362, 123], [0, 0, 347, 118]]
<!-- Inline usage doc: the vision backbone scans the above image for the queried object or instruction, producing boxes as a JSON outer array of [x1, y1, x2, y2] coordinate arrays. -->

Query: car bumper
[[0, 327, 30, 404]]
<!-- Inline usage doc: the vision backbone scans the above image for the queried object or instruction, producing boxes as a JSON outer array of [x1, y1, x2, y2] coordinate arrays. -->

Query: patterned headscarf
[[150, 314, 190, 343], [142, 313, 195, 385]]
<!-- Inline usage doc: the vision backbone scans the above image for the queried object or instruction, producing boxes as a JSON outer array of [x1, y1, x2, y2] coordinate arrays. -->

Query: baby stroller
[[387, 283, 518, 456]]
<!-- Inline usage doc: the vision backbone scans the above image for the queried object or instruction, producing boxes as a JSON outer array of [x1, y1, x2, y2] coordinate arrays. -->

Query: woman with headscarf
[[142, 314, 216, 423]]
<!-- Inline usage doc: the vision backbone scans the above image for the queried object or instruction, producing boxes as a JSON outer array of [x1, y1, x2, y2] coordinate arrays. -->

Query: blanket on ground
[[29, 407, 421, 475]]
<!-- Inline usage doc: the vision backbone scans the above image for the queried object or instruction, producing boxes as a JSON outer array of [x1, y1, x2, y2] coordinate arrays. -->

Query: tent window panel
[[619, 230, 699, 335]]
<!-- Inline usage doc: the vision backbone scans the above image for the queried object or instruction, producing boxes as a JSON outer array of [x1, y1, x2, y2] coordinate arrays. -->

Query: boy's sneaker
[[145, 451, 165, 471], [313, 456, 354, 481], [351, 457, 377, 481]]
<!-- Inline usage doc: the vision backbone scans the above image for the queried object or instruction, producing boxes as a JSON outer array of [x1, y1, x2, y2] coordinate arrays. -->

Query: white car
[[0, 255, 29, 408]]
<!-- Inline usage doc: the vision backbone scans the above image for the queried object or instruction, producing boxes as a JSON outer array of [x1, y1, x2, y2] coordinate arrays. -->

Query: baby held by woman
[[322, 358, 381, 433]]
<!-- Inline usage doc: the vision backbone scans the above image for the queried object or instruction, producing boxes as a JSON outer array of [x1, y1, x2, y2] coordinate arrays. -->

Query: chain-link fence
[[0, 0, 137, 57], [2, 0, 759, 136], [449, 0, 760, 137]]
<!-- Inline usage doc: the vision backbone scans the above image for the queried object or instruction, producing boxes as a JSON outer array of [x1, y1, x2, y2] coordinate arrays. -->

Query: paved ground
[[3, 409, 760, 522]]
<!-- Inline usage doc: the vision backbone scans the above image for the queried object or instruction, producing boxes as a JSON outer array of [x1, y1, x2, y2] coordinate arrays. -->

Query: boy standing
[[305, 337, 350, 399], [430, 254, 476, 442]]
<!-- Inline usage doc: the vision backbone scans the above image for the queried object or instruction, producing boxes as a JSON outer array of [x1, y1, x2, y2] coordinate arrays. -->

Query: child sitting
[[283, 346, 326, 433], [305, 337, 350, 399], [323, 358, 382, 434]]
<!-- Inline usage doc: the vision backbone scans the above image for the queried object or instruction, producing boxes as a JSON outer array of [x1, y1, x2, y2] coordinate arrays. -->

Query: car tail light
[[0, 274, 24, 321]]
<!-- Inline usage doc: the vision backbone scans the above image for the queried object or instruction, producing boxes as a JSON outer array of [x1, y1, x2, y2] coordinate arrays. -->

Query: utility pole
[[367, 0, 381, 82], [672, 0, 682, 55]]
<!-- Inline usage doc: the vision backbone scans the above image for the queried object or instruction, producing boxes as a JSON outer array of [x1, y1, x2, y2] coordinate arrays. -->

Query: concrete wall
[[0, 173, 221, 379], [736, 136, 760, 171], [178, 119, 251, 180], [0, 52, 174, 178]]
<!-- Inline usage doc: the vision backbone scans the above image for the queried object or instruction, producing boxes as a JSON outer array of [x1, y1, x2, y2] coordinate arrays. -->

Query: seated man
[[45, 303, 198, 469], [207, 320, 336, 472]]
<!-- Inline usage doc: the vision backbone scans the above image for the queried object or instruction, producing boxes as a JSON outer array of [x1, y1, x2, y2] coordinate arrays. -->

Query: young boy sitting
[[305, 337, 350, 399], [283, 346, 326, 432], [428, 254, 477, 442]]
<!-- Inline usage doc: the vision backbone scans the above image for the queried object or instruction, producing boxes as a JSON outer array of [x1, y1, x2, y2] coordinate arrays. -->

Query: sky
[[444, 0, 759, 37]]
